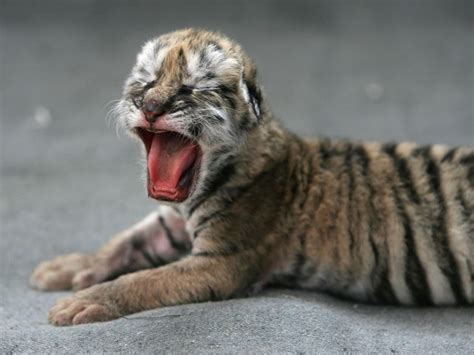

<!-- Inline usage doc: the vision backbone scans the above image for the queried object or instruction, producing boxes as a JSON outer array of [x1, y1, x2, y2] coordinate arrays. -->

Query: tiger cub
[[31, 28, 474, 326]]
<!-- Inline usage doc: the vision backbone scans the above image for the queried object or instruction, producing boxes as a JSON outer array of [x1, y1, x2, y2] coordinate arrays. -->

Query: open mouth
[[135, 128, 202, 202]]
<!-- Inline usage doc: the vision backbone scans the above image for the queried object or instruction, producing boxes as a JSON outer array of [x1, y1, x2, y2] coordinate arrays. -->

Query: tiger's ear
[[240, 63, 262, 122], [246, 80, 262, 121]]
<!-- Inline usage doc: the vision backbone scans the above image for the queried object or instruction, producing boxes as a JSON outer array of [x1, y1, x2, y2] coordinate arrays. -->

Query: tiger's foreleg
[[47, 252, 255, 325]]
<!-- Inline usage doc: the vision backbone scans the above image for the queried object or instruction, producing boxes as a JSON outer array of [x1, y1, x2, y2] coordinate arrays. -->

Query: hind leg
[[30, 206, 191, 291]]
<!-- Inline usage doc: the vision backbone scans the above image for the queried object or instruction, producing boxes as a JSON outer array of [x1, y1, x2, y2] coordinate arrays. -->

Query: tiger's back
[[268, 137, 474, 305]]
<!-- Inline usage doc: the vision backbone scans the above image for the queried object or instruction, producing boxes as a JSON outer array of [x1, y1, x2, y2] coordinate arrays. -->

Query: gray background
[[1, 0, 473, 353]]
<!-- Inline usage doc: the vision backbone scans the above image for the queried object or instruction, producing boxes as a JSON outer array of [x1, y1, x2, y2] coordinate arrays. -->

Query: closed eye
[[177, 85, 194, 95], [143, 80, 156, 91], [193, 86, 219, 92], [129, 80, 156, 109]]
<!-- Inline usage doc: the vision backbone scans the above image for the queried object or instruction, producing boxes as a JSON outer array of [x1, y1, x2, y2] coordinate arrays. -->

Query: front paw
[[31, 253, 93, 291], [48, 284, 120, 326], [31, 253, 108, 291]]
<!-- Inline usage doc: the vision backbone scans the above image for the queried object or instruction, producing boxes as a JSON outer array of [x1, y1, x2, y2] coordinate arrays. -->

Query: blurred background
[[1, 0, 474, 274], [1, 0, 473, 263], [2, 0, 473, 142], [0, 1, 473, 351]]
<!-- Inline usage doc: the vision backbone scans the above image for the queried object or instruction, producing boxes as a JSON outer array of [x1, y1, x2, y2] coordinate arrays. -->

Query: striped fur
[[32, 29, 473, 326]]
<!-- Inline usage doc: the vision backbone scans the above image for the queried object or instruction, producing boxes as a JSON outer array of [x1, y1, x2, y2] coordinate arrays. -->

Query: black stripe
[[375, 266, 399, 305], [158, 216, 189, 253], [411, 145, 431, 158], [192, 163, 276, 236], [206, 40, 223, 52], [318, 139, 331, 170], [142, 249, 165, 267], [192, 225, 208, 240], [383, 144, 421, 204], [285, 232, 316, 285], [207, 286, 219, 301], [193, 182, 260, 237], [345, 145, 360, 255], [208, 113, 225, 124], [204, 72, 216, 80], [131, 235, 165, 267], [385, 147, 433, 305], [166, 94, 198, 115], [177, 85, 193, 96], [460, 153, 474, 187], [468, 167, 474, 188], [345, 145, 356, 254], [292, 234, 307, 278], [356, 146, 398, 303], [192, 211, 225, 239], [143, 80, 156, 91], [274, 234, 306, 286], [198, 48, 208, 67], [290, 172, 299, 200], [286, 136, 313, 211], [188, 122, 203, 139], [415, 148, 468, 304], [457, 188, 473, 242], [457, 189, 470, 220], [187, 161, 236, 217], [219, 173, 268, 206], [195, 91, 226, 123], [177, 48, 187, 73], [191, 187, 247, 235], [245, 80, 262, 121], [215, 84, 235, 95], [131, 234, 145, 249], [384, 145, 467, 304], [214, 84, 237, 111], [459, 152, 474, 166], [441, 147, 458, 163], [399, 205, 433, 305]]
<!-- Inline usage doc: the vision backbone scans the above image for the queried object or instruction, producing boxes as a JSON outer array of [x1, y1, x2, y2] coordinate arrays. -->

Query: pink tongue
[[147, 133, 197, 193]]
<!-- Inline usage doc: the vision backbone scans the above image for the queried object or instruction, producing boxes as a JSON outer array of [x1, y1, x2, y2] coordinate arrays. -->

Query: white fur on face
[[184, 45, 240, 89], [113, 41, 170, 133], [133, 40, 169, 84], [204, 45, 240, 74]]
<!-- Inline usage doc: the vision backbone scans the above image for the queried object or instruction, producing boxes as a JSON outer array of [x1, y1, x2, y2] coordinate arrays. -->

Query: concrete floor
[[1, 0, 473, 353]]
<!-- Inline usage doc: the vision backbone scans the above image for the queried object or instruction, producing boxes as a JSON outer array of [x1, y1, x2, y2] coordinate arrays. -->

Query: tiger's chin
[[135, 127, 203, 203]]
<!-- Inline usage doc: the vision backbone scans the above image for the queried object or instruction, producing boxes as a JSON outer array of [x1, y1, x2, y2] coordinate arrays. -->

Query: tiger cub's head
[[116, 29, 268, 203]]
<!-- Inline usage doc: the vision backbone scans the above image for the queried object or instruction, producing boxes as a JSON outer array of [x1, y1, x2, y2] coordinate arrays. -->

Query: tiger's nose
[[143, 99, 162, 122]]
